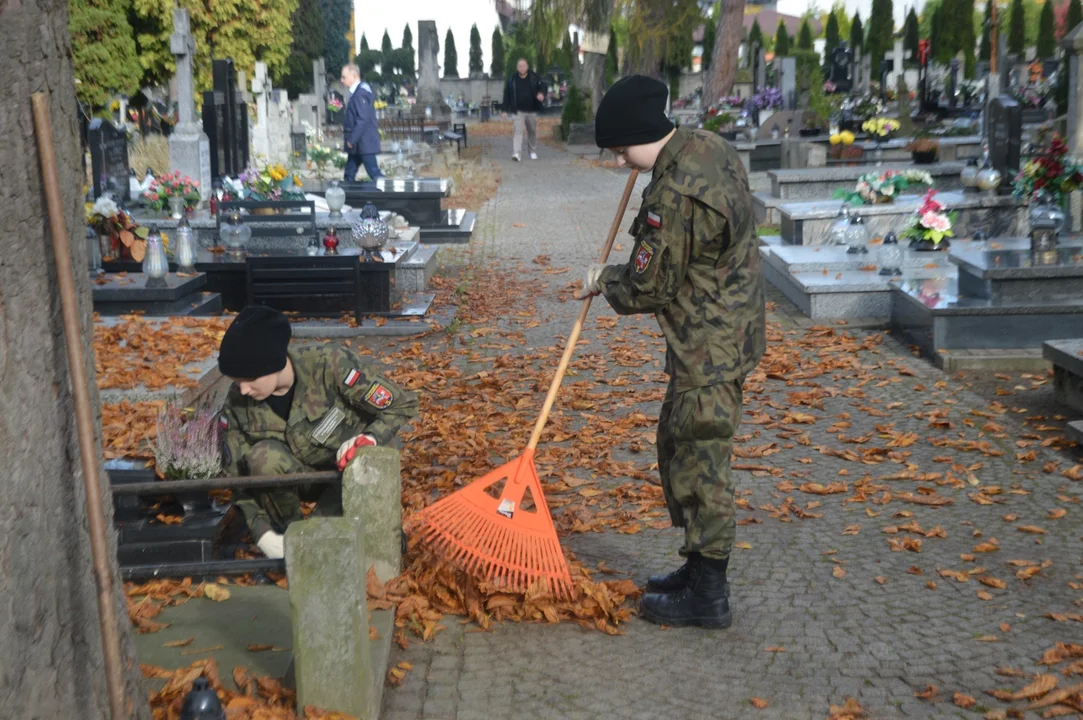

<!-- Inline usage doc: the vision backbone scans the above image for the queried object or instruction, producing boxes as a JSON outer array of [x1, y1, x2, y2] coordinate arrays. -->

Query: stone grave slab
[[92, 271, 206, 303], [779, 191, 1027, 245], [337, 179, 475, 243], [1044, 339, 1083, 415], [953, 246, 1083, 300], [769, 162, 968, 200], [891, 277, 1083, 357]]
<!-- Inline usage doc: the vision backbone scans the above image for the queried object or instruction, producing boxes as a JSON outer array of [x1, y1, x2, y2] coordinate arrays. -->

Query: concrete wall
[[439, 76, 506, 105]]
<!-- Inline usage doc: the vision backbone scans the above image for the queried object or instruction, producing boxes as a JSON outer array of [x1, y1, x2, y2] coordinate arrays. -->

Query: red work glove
[[336, 433, 377, 471]]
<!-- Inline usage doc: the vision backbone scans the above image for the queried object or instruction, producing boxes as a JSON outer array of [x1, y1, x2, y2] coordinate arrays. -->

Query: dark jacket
[[502, 71, 547, 113], [343, 84, 381, 156]]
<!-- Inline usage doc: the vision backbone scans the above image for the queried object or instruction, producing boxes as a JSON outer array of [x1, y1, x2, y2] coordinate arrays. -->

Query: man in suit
[[340, 63, 384, 181]]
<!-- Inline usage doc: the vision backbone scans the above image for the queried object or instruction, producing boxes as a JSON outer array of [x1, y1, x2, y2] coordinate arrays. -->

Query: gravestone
[[88, 119, 130, 202], [295, 93, 320, 132], [207, 59, 248, 177], [851, 48, 861, 92], [896, 76, 914, 136], [1062, 25, 1083, 230], [754, 46, 767, 91], [251, 62, 292, 164], [892, 39, 905, 86], [948, 58, 959, 108], [416, 21, 450, 116], [830, 43, 853, 92], [779, 57, 797, 110], [861, 55, 872, 92], [880, 57, 894, 101], [989, 94, 1022, 192], [168, 8, 212, 199], [313, 58, 327, 128]]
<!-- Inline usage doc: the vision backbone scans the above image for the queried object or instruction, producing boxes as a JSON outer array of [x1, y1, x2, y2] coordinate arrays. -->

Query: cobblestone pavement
[[380, 138, 1083, 720]]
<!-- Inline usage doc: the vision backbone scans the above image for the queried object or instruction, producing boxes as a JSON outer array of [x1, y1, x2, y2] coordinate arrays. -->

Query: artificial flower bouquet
[[327, 96, 344, 113], [1012, 134, 1083, 205], [833, 169, 933, 205], [141, 171, 200, 213], [862, 117, 900, 139], [236, 160, 305, 201], [898, 189, 957, 248], [86, 195, 150, 261]]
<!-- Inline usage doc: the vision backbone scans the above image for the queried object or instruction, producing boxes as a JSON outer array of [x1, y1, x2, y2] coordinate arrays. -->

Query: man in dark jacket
[[501, 58, 546, 161], [340, 63, 384, 181]]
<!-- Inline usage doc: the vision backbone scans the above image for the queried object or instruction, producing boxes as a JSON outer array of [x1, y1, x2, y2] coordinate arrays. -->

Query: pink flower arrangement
[[142, 170, 200, 212], [900, 190, 956, 247]]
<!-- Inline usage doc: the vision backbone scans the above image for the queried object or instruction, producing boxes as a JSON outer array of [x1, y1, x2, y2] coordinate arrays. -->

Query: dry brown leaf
[[764, 646, 786, 652], [203, 584, 230, 602], [979, 576, 1007, 590], [1017, 525, 1048, 534], [163, 637, 195, 648], [915, 684, 938, 699], [750, 697, 770, 709], [832, 565, 847, 579], [1011, 674, 1057, 700], [953, 692, 977, 708]]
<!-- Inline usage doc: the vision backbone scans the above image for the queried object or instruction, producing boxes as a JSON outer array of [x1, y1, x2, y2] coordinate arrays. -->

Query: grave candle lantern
[[878, 232, 903, 276], [322, 225, 340, 255], [324, 180, 346, 217], [1029, 194, 1064, 253], [844, 214, 870, 254], [220, 209, 250, 257], [960, 159, 980, 190], [828, 205, 851, 246], [142, 234, 169, 288], [175, 215, 197, 272]]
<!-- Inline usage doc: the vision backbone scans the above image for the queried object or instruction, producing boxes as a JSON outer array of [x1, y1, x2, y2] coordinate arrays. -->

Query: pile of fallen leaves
[[126, 578, 233, 633], [463, 117, 560, 139], [144, 657, 355, 720], [102, 399, 167, 458], [94, 315, 233, 391], [440, 161, 502, 213], [368, 547, 640, 648]]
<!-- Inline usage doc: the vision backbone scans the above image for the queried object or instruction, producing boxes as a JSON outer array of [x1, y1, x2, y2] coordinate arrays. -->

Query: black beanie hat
[[595, 75, 675, 149], [218, 306, 292, 379]]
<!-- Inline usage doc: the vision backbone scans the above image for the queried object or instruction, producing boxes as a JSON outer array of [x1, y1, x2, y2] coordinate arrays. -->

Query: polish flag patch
[[645, 211, 662, 229], [344, 369, 361, 387], [218, 414, 229, 430]]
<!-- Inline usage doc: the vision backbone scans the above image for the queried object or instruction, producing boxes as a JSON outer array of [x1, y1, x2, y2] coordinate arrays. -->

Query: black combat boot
[[645, 553, 699, 593], [639, 557, 731, 629]]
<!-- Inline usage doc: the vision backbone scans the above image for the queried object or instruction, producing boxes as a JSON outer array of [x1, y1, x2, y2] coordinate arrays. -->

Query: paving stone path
[[378, 137, 1083, 720]]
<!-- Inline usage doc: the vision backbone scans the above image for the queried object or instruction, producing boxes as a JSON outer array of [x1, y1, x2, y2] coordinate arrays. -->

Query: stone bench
[[779, 191, 1027, 245], [1044, 339, 1083, 437]]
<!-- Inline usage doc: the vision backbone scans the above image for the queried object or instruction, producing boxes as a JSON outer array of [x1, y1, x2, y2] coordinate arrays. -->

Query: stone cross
[[892, 39, 904, 87], [851, 48, 861, 90], [755, 46, 766, 91], [167, 8, 211, 199], [416, 21, 448, 115], [1062, 25, 1083, 231]]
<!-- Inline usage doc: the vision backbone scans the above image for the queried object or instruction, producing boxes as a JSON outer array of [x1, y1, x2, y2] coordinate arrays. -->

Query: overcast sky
[[776, 0, 928, 29]]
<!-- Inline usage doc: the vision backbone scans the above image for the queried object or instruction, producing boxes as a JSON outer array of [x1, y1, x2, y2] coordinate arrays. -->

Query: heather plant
[[154, 402, 223, 480]]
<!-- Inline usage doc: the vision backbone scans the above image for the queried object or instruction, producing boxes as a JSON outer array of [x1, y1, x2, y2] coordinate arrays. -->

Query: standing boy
[[217, 306, 417, 558], [578, 75, 766, 629]]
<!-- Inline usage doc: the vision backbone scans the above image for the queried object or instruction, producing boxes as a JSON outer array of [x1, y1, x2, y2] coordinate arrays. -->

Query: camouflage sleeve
[[598, 194, 692, 315], [219, 399, 249, 477], [329, 346, 419, 445]]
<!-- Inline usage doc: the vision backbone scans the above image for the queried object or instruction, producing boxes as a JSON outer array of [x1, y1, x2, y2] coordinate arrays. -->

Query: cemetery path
[[376, 138, 1083, 720]]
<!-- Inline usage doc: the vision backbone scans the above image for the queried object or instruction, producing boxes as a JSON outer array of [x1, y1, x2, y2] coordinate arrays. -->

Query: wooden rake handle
[[526, 168, 640, 452]]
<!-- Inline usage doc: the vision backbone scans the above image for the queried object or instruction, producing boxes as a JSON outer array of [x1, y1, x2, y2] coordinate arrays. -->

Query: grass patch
[[756, 224, 781, 237]]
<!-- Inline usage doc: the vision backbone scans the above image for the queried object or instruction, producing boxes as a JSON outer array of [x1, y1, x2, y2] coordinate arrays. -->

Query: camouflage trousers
[[236, 439, 342, 540], [657, 378, 743, 560]]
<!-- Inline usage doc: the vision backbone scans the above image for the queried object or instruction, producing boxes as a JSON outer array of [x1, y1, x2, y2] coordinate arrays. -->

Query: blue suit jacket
[[343, 86, 381, 156]]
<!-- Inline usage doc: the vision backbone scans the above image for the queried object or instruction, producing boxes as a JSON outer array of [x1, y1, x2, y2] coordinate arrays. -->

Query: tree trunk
[[580, 52, 606, 114], [704, 0, 747, 102], [0, 0, 149, 717]]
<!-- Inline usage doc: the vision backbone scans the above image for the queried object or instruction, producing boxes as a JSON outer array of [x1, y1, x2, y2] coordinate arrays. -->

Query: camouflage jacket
[[219, 344, 418, 474], [599, 127, 766, 391]]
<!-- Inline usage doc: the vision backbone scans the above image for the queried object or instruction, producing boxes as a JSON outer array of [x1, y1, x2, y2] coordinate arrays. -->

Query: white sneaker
[[529, 152, 538, 160], [512, 154, 521, 161]]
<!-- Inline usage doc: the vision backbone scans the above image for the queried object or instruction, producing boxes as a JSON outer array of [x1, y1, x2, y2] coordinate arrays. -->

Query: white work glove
[[336, 433, 377, 471], [576, 264, 608, 300], [257, 531, 285, 560]]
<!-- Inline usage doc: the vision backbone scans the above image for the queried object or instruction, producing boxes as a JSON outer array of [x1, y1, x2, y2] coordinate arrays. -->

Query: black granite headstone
[[830, 44, 853, 93], [201, 59, 248, 179], [989, 94, 1022, 191], [201, 89, 229, 179], [88, 119, 130, 202]]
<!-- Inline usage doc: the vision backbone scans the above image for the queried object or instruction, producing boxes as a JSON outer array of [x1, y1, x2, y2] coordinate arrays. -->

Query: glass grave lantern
[[142, 234, 169, 288], [322, 225, 340, 255], [220, 209, 251, 258], [960, 158, 980, 191], [844, 214, 870, 254], [828, 205, 852, 246], [1029, 192, 1065, 253], [174, 215, 197, 273], [324, 180, 346, 217], [878, 231, 903, 276]]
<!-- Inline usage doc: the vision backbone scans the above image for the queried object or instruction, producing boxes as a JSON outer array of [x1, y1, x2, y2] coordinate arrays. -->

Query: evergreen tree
[[382, 30, 393, 57], [850, 11, 864, 50], [70, 0, 142, 109], [1037, 0, 1056, 56], [491, 27, 505, 77], [937, 0, 962, 62], [1069, 0, 1083, 36], [749, 18, 764, 49], [469, 24, 484, 74], [354, 33, 382, 81], [961, 0, 977, 76], [606, 26, 619, 86], [279, 0, 325, 97], [559, 28, 574, 71], [980, 0, 993, 59], [361, 33, 369, 51], [904, 7, 920, 62], [930, 6, 943, 61], [867, 0, 894, 75], [444, 27, 459, 77], [401, 23, 416, 80], [1008, 0, 1026, 52], [775, 19, 791, 56], [824, 11, 841, 60], [798, 18, 815, 49], [319, 0, 352, 73]]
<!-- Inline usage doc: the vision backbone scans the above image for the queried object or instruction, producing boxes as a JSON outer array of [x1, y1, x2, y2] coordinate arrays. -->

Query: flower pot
[[799, 128, 822, 137], [251, 207, 277, 216], [911, 150, 938, 164], [719, 130, 738, 141], [909, 238, 949, 251], [873, 195, 895, 205]]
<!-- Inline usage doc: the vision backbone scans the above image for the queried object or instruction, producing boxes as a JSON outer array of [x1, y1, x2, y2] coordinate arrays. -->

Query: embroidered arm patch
[[645, 211, 662, 229], [344, 368, 361, 387], [633, 242, 656, 274], [363, 381, 394, 409]]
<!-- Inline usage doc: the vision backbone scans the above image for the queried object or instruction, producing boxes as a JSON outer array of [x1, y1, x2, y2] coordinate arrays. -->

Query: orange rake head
[[409, 449, 575, 600]]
